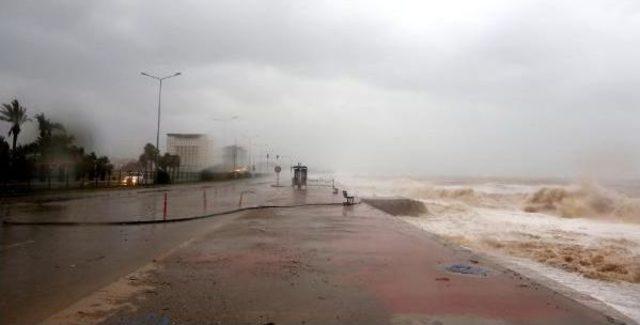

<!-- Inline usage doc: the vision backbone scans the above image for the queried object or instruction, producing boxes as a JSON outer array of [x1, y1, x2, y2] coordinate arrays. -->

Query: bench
[[342, 190, 355, 205]]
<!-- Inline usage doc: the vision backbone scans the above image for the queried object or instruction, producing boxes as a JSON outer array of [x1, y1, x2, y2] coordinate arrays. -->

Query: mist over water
[[337, 174, 640, 322]]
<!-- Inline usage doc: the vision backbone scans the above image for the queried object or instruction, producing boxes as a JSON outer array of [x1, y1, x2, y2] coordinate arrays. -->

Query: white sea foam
[[338, 174, 640, 323]]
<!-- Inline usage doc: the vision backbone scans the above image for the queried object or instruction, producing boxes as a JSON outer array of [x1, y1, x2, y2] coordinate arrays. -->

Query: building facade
[[166, 134, 214, 171]]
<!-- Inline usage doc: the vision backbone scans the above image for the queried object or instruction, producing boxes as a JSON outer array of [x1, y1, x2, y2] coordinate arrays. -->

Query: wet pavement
[[28, 186, 630, 324], [1, 177, 338, 224], [1, 176, 343, 324]]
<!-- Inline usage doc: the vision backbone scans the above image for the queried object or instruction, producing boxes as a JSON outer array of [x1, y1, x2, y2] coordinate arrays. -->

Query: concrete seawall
[[361, 197, 429, 217]]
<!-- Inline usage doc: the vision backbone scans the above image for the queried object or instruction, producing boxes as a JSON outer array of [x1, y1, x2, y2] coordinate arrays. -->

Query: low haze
[[3, 2, 640, 324], [2, 0, 640, 178]]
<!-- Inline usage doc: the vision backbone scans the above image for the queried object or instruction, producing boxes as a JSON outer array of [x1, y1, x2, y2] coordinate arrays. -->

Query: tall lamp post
[[140, 72, 182, 153]]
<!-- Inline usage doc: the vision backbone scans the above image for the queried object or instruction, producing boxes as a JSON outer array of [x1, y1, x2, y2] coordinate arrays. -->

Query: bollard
[[238, 189, 255, 208], [163, 193, 168, 220], [203, 190, 207, 212]]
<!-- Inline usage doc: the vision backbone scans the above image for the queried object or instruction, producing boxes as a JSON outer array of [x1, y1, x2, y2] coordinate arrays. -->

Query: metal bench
[[342, 190, 355, 205]]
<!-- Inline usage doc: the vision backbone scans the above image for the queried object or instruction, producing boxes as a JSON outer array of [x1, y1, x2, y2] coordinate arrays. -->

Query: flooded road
[[0, 178, 276, 324], [1, 178, 273, 224]]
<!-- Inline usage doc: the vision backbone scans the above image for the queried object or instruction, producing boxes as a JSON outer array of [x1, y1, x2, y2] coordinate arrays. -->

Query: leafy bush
[[155, 169, 171, 184]]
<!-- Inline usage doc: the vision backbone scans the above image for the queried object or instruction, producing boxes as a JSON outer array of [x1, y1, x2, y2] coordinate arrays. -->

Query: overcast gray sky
[[1, 0, 639, 178]]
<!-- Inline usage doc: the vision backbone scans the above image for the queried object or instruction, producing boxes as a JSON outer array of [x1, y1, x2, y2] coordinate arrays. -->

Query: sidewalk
[[44, 189, 626, 324]]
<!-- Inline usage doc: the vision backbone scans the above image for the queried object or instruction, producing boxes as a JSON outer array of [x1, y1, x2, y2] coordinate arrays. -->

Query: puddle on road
[[444, 263, 490, 277]]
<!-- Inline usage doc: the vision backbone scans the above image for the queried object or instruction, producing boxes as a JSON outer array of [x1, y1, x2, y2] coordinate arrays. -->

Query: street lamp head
[[174, 72, 182, 76], [141, 72, 149, 76]]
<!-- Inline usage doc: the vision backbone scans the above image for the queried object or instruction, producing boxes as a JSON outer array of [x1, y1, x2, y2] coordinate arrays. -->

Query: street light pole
[[141, 72, 182, 153], [156, 78, 162, 153]]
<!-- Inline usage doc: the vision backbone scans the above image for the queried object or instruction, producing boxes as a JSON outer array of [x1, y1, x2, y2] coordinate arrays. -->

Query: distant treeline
[[1, 98, 256, 191], [0, 99, 114, 184]]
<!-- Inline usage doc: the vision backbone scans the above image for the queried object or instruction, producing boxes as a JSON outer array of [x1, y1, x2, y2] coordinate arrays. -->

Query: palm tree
[[0, 99, 30, 151], [138, 143, 159, 173], [139, 152, 149, 172], [157, 153, 181, 180], [143, 143, 159, 170], [35, 113, 64, 140], [0, 136, 9, 181], [95, 156, 113, 181]]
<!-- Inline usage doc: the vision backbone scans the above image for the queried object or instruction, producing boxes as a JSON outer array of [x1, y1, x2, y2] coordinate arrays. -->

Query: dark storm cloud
[[1, 0, 639, 177]]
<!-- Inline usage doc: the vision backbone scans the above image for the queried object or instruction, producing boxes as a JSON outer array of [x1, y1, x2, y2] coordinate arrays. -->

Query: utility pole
[[233, 143, 237, 171]]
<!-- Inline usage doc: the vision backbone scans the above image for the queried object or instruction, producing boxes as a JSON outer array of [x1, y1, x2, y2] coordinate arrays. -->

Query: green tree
[[158, 153, 181, 181], [72, 146, 86, 180], [32, 113, 79, 183], [0, 99, 31, 151], [138, 143, 159, 172], [158, 153, 170, 171], [82, 152, 98, 180], [35, 113, 64, 140], [95, 155, 113, 180], [158, 153, 178, 170], [0, 136, 9, 181], [9, 146, 35, 181]]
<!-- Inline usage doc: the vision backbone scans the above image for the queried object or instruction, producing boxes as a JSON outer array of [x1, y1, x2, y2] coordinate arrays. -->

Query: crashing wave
[[523, 183, 640, 222]]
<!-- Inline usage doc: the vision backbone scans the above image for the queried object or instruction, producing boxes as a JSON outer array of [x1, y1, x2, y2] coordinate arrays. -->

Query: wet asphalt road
[[0, 177, 313, 325], [46, 202, 622, 325]]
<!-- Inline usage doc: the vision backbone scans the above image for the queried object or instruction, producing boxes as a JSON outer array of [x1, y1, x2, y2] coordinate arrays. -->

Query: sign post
[[274, 165, 282, 186]]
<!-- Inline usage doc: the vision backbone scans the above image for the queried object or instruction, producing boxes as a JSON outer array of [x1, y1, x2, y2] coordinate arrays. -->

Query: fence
[[0, 169, 242, 195]]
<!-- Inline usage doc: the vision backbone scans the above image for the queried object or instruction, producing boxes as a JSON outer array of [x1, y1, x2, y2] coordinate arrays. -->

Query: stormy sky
[[1, 0, 640, 178]]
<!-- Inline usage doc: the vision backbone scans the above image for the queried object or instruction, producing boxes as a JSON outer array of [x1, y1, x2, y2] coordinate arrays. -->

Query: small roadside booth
[[291, 163, 308, 190]]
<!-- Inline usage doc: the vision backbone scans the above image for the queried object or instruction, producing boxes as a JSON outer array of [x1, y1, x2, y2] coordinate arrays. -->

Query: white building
[[166, 133, 214, 171]]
